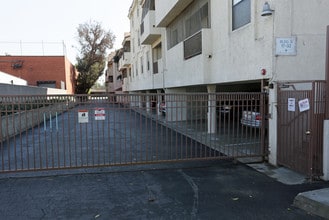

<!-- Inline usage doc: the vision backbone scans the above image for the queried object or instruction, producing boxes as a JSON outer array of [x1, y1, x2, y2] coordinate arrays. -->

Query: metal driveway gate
[[277, 81, 326, 178], [0, 93, 267, 173]]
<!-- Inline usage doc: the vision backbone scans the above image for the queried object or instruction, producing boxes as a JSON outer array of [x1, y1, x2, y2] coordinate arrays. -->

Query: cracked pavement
[[1, 160, 328, 219]]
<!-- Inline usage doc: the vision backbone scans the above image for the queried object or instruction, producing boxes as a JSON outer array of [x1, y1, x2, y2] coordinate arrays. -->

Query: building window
[[152, 43, 162, 74], [171, 29, 179, 47], [140, 22, 145, 35], [135, 62, 138, 76], [146, 51, 150, 71], [141, 56, 144, 74], [232, 0, 251, 30], [130, 64, 135, 80], [37, 80, 56, 88], [138, 33, 141, 46], [184, 31, 202, 60]]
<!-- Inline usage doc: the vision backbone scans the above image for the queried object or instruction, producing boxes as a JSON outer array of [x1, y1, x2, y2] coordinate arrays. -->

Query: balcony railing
[[119, 52, 131, 70], [141, 11, 161, 45]]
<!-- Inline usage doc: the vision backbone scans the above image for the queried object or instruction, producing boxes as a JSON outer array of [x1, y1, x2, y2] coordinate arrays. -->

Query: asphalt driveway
[[0, 160, 328, 219]]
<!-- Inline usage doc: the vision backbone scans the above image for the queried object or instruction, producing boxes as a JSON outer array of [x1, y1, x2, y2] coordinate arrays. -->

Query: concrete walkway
[[248, 162, 329, 219], [294, 188, 329, 219]]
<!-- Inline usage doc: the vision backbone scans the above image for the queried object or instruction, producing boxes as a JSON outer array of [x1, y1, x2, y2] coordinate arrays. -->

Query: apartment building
[[105, 33, 132, 95], [126, 0, 329, 178]]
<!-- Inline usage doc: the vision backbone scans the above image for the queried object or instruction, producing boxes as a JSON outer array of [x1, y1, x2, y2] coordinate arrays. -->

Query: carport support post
[[130, 92, 139, 107], [146, 91, 151, 113], [157, 90, 162, 116], [138, 92, 143, 109], [207, 85, 217, 134]]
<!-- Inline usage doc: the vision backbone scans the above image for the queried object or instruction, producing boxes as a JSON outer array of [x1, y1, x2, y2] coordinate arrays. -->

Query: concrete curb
[[293, 188, 329, 219]]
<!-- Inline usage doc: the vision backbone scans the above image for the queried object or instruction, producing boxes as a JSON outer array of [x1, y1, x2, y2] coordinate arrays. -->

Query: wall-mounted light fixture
[[261, 2, 274, 16]]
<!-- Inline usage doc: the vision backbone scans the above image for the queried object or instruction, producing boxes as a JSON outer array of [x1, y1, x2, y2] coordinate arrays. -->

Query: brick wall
[[0, 56, 77, 94]]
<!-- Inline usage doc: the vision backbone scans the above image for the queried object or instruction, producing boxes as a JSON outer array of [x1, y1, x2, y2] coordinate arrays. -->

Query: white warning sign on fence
[[78, 110, 89, 123], [95, 108, 106, 120], [298, 98, 310, 113]]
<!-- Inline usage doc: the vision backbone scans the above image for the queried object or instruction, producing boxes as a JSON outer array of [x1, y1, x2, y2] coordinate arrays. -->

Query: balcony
[[155, 0, 193, 27], [165, 29, 212, 88], [151, 56, 163, 74], [118, 52, 131, 71], [141, 11, 161, 45]]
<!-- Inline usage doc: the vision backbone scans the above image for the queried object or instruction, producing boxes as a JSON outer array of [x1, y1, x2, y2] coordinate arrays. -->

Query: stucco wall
[[273, 0, 329, 81]]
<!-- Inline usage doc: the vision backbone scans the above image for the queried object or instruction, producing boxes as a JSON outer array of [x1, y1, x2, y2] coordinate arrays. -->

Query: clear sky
[[0, 0, 132, 63]]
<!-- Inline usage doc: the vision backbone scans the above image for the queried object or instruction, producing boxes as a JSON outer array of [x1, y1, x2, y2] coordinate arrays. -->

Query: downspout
[[325, 26, 329, 119]]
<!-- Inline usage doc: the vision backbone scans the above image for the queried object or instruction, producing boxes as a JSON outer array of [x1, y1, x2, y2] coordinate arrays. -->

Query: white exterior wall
[[154, 0, 177, 26], [129, 44, 152, 91], [129, 0, 166, 92], [165, 29, 212, 88], [273, 0, 329, 81], [155, 0, 273, 88], [129, 0, 145, 91], [209, 1, 273, 84], [152, 0, 329, 87]]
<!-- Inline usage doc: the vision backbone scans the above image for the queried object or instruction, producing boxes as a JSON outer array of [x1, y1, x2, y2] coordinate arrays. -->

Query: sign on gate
[[95, 108, 106, 120], [78, 110, 89, 123]]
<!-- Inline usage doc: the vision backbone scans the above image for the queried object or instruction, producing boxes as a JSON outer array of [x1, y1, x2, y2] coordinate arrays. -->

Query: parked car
[[240, 111, 261, 128], [219, 105, 232, 115]]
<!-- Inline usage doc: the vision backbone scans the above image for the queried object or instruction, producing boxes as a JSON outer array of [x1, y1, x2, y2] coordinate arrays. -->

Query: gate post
[[324, 25, 329, 180], [207, 85, 217, 134], [324, 120, 329, 180]]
